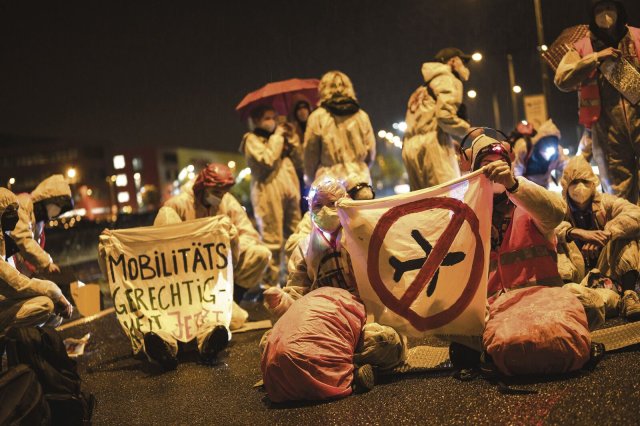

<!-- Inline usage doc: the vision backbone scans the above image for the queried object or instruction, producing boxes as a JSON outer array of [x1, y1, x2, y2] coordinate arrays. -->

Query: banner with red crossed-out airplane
[[337, 169, 492, 337]]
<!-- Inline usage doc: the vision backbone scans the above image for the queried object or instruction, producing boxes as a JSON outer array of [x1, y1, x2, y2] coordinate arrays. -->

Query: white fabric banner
[[99, 216, 234, 352], [337, 170, 492, 337]]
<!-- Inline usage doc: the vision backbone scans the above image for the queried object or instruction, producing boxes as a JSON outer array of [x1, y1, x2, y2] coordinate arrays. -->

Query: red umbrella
[[235, 78, 320, 120]]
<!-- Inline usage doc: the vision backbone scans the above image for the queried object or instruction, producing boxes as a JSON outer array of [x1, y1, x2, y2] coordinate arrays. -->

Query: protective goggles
[[347, 183, 375, 199]]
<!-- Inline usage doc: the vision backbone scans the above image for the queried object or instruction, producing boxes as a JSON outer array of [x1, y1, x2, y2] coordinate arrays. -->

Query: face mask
[[312, 206, 341, 233], [569, 183, 593, 204], [455, 64, 470, 82], [46, 204, 62, 220], [204, 193, 222, 209], [261, 121, 276, 134], [595, 10, 617, 29]]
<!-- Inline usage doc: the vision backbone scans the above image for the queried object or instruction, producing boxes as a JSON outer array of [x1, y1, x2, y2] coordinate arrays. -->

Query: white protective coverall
[[402, 62, 469, 190], [512, 119, 569, 189], [11, 175, 72, 274], [0, 188, 63, 332], [158, 189, 270, 291], [556, 156, 640, 283], [555, 25, 640, 203], [303, 72, 376, 186], [240, 130, 302, 285]]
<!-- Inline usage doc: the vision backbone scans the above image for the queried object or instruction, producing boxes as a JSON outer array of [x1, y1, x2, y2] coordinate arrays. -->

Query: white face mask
[[312, 206, 341, 233], [46, 204, 62, 219], [204, 193, 222, 209], [455, 64, 470, 82], [595, 10, 617, 29], [568, 183, 593, 204]]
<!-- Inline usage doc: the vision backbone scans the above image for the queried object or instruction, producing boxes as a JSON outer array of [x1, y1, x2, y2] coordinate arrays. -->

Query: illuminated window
[[113, 155, 126, 170], [115, 174, 128, 187], [117, 192, 130, 203]]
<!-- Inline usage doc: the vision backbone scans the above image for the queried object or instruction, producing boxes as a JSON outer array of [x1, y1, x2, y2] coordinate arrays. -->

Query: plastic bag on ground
[[483, 286, 591, 376], [260, 287, 366, 403]]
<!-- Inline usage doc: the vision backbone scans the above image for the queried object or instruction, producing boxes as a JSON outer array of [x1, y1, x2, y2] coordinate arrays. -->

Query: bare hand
[[483, 160, 516, 189], [597, 47, 621, 61], [46, 263, 61, 274], [581, 243, 602, 261], [570, 229, 611, 246], [55, 295, 73, 319]]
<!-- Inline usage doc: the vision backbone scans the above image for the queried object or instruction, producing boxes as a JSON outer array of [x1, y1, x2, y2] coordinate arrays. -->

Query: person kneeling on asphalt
[[263, 176, 406, 392], [0, 188, 73, 333], [555, 156, 640, 322]]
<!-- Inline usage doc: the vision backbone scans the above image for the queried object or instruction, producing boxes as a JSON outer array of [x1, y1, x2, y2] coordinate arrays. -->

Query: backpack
[[5, 326, 95, 425], [524, 135, 559, 177], [0, 364, 51, 425]]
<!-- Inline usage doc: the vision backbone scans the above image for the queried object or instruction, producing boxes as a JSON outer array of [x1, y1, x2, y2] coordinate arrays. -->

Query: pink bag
[[261, 287, 366, 402], [483, 286, 591, 376]]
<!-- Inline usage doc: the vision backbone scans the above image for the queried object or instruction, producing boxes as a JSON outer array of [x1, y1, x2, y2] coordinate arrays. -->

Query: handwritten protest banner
[[99, 216, 234, 353]]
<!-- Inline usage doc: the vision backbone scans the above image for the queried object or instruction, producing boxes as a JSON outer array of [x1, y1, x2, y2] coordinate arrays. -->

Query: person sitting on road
[[463, 130, 567, 299], [159, 163, 271, 304], [140, 164, 271, 371], [263, 176, 406, 389], [0, 188, 73, 333], [555, 156, 640, 321], [11, 174, 74, 277]]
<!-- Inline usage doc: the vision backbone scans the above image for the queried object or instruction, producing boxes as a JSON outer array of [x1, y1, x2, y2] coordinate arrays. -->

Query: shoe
[[201, 325, 229, 361], [352, 364, 375, 393], [143, 332, 178, 371], [621, 290, 640, 321]]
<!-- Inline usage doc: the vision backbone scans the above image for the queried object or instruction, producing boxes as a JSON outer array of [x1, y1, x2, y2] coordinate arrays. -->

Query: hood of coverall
[[560, 155, 601, 201], [589, 0, 629, 47], [31, 175, 73, 222], [529, 119, 561, 146], [421, 62, 458, 84]]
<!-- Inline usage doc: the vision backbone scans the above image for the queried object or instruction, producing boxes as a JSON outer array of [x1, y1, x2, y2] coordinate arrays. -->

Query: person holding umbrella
[[240, 104, 303, 286], [303, 71, 376, 186]]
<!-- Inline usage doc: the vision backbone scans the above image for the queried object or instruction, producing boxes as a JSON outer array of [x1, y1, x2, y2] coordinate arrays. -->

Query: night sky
[[1, 0, 639, 151]]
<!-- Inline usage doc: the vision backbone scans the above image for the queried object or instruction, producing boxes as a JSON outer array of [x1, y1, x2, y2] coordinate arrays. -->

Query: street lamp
[[67, 168, 77, 180], [8, 177, 15, 189], [512, 85, 522, 94], [467, 90, 477, 99], [471, 52, 483, 62]]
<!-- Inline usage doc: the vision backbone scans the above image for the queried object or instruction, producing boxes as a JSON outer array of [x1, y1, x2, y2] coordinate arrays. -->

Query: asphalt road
[[60, 303, 640, 425]]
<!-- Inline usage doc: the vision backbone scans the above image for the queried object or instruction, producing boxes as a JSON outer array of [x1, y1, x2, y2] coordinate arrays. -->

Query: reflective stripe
[[499, 245, 557, 266]]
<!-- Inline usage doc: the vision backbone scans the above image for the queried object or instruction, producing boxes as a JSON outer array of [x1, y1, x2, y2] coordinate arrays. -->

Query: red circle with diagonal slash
[[367, 197, 484, 331]]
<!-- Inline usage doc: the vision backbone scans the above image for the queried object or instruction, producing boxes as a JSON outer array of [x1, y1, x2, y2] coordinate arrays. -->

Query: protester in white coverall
[[159, 163, 271, 303], [143, 164, 270, 370], [554, 0, 640, 203], [555, 156, 640, 321], [402, 47, 472, 190], [263, 177, 407, 389], [512, 119, 569, 189], [11, 175, 73, 276], [283, 172, 375, 261], [240, 105, 302, 286], [303, 71, 376, 186], [0, 188, 72, 333]]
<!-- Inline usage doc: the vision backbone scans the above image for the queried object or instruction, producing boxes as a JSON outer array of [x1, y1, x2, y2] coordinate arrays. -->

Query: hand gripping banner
[[337, 170, 492, 337], [99, 216, 234, 353]]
